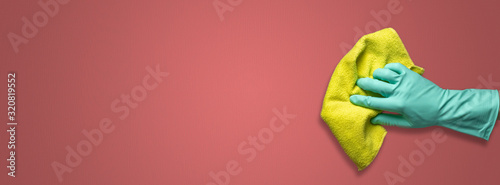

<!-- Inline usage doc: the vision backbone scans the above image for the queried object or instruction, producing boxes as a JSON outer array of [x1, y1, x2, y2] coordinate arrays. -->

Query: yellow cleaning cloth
[[321, 28, 424, 170]]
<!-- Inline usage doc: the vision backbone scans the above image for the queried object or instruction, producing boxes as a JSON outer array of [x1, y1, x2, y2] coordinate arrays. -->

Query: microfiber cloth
[[321, 28, 424, 170]]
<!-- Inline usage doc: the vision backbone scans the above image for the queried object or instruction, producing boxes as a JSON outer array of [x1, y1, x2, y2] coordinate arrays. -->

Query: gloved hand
[[349, 63, 499, 140]]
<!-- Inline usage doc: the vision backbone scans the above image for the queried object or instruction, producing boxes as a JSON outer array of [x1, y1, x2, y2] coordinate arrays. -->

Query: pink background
[[1, 0, 500, 184]]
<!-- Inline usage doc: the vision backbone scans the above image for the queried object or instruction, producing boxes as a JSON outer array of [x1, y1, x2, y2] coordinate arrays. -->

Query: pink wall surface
[[1, 0, 499, 184]]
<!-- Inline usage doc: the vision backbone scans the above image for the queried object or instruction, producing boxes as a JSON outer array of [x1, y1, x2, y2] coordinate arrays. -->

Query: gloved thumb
[[371, 113, 413, 128], [349, 95, 397, 112]]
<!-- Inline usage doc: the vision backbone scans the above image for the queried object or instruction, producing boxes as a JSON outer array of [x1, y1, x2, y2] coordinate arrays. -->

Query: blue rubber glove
[[349, 63, 499, 140]]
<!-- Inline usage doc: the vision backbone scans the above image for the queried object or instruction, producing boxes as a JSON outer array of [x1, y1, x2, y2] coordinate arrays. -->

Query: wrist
[[439, 89, 498, 140]]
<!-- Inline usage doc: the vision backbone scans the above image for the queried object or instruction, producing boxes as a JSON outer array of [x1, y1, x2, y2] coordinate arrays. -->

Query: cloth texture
[[321, 28, 424, 170]]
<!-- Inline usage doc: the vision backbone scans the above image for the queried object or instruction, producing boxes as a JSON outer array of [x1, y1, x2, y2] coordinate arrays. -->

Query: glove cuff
[[440, 89, 499, 140], [482, 90, 499, 140]]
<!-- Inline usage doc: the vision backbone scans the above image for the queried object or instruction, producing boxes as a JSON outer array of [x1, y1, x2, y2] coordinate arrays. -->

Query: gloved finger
[[371, 113, 413, 127], [357, 78, 394, 97], [384, 63, 409, 74], [373, 68, 399, 84], [349, 95, 397, 112]]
